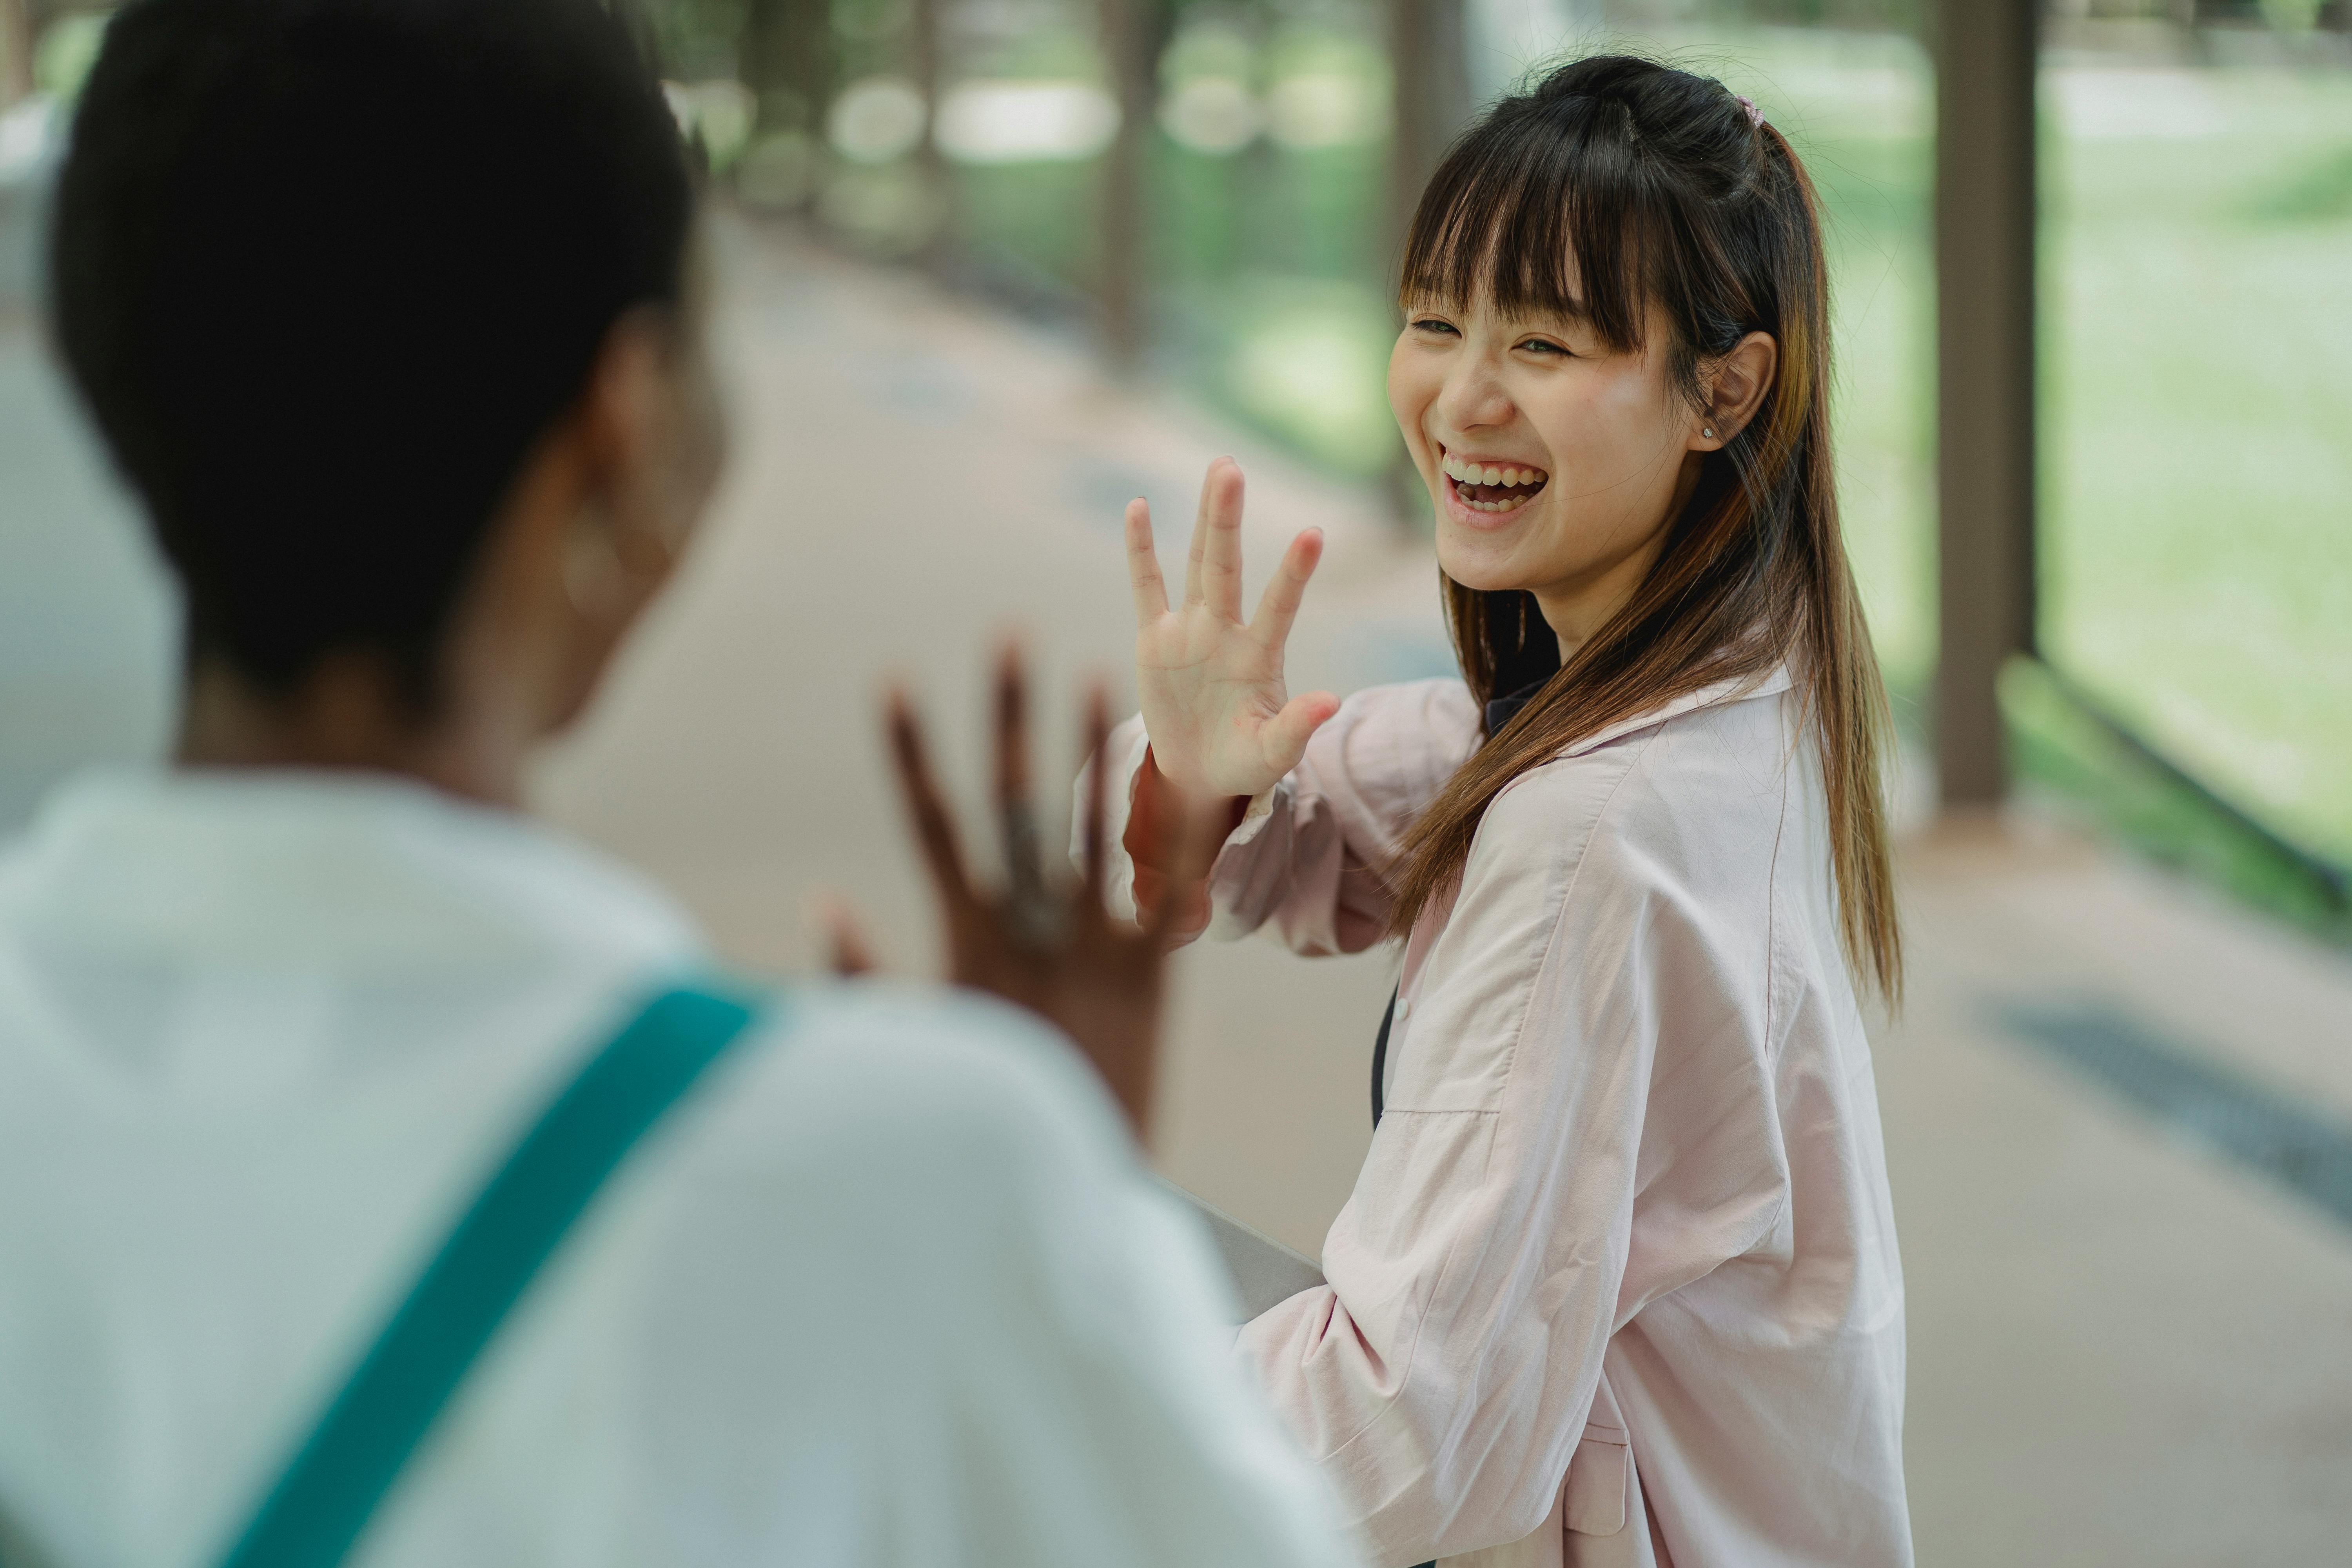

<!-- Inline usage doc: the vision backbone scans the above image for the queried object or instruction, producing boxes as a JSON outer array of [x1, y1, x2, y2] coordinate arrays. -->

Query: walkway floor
[[7, 212, 2348, 1563]]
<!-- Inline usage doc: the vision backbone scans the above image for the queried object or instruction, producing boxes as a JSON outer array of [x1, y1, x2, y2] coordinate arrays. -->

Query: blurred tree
[[1, 0, 31, 106], [1694, 0, 1921, 27], [733, 0, 834, 214], [1388, 0, 1470, 270], [1386, 0, 1470, 518], [1101, 0, 1176, 370], [909, 0, 949, 257], [740, 0, 833, 137], [650, 0, 751, 77]]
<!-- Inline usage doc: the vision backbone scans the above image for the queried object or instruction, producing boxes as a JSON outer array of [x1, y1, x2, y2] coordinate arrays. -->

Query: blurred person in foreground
[[0, 2, 1362, 1566]]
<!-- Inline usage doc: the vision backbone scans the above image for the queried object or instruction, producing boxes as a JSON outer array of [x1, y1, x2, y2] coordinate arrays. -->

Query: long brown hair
[[1387, 55, 1901, 1002]]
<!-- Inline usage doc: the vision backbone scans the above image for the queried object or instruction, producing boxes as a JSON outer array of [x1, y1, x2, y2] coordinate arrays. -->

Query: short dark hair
[[49, 0, 695, 701]]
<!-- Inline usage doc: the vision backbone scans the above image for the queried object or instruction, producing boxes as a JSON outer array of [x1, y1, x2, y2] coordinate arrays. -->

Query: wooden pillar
[[1098, 0, 1166, 374], [910, 0, 940, 123], [911, 0, 951, 262], [1387, 0, 1470, 274], [789, 0, 832, 133], [1934, 0, 2040, 811], [1, 0, 33, 109], [744, 0, 833, 136], [1386, 0, 1470, 523]]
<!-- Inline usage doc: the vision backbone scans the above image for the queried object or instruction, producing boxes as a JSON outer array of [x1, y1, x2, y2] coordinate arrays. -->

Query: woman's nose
[[1436, 360, 1514, 433]]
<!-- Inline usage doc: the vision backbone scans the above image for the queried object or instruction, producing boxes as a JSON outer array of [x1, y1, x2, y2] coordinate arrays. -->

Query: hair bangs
[[1398, 96, 1664, 354]]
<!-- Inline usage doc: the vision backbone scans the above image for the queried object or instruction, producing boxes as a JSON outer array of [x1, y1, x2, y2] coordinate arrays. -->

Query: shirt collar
[[0, 767, 702, 976], [1559, 663, 1793, 757], [1483, 663, 1794, 759]]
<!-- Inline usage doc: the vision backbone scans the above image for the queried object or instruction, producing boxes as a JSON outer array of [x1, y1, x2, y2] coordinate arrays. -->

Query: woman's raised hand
[[1125, 459, 1340, 803]]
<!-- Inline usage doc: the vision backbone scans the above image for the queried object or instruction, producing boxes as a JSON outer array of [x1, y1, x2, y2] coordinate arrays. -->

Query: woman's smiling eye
[[1516, 336, 1570, 356], [1410, 317, 1459, 337]]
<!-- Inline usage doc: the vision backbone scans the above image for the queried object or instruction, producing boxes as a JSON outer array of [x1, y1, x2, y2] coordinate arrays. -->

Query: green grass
[[2042, 65, 2352, 872], [2005, 659, 2351, 944]]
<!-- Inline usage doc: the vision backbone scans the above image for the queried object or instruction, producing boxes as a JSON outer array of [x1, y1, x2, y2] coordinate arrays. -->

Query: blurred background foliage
[[1, 0, 2345, 938]]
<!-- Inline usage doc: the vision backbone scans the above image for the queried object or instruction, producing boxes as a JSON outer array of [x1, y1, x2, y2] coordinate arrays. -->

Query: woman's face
[[1387, 269, 1706, 643]]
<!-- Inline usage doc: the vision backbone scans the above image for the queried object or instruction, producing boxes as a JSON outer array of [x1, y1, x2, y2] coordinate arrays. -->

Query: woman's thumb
[[1267, 690, 1340, 771]]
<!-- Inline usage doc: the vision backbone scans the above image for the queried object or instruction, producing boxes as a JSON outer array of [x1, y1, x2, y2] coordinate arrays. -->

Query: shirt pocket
[[1563, 1417, 1631, 1537]]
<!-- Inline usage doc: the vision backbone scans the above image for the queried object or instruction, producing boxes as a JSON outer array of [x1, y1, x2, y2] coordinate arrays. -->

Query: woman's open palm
[[1125, 459, 1339, 801]]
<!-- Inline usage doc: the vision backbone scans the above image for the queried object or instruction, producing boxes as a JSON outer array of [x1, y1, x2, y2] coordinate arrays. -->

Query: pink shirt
[[1098, 670, 1911, 1568]]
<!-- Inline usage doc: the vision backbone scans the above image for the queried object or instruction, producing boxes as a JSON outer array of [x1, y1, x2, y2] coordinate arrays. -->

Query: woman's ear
[[1694, 330, 1778, 450]]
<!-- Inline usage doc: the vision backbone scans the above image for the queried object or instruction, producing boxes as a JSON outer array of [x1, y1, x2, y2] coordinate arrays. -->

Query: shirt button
[[1395, 997, 1412, 1022]]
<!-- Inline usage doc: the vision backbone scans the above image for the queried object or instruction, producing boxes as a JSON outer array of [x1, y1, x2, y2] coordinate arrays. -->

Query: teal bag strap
[[216, 983, 774, 1568]]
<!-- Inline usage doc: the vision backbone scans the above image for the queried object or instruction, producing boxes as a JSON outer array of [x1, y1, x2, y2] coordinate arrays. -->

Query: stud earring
[[1703, 425, 1716, 440]]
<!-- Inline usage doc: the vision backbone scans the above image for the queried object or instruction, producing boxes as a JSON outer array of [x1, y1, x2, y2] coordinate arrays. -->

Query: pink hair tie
[[1737, 94, 1763, 127]]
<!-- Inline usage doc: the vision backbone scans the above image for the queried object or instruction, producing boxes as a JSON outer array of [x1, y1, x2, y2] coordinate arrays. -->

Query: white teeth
[[1440, 453, 1546, 488]]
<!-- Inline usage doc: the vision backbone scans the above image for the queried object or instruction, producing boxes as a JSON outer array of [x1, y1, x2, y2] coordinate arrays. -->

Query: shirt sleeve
[[1075, 680, 1484, 956], [1233, 748, 1789, 1564]]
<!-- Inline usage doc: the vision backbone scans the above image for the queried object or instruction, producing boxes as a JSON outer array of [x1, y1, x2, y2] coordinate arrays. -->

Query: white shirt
[[1097, 672, 1910, 1568], [0, 769, 1364, 1568]]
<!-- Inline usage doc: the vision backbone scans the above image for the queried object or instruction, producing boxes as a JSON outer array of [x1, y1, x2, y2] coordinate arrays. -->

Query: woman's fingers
[[1247, 526, 1324, 653], [886, 685, 974, 909], [1195, 458, 1246, 621], [1123, 499, 1168, 626], [1182, 458, 1244, 615], [1263, 689, 1342, 776], [992, 643, 1048, 918], [1181, 465, 1211, 608], [1078, 679, 1112, 917]]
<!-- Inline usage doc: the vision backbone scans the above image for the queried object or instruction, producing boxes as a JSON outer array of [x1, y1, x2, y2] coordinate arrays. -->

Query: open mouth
[[1439, 450, 1549, 514]]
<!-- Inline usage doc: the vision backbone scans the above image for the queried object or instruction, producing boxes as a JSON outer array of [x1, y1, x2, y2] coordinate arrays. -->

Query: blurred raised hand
[[1124, 459, 1339, 805], [854, 646, 1208, 1143]]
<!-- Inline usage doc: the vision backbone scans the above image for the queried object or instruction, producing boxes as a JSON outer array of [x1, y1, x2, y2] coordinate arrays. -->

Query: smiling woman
[[1381, 61, 1895, 980], [1090, 53, 1913, 1567]]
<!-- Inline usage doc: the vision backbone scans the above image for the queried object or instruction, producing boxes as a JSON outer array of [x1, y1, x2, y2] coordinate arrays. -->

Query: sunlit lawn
[[2043, 63, 2352, 869]]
